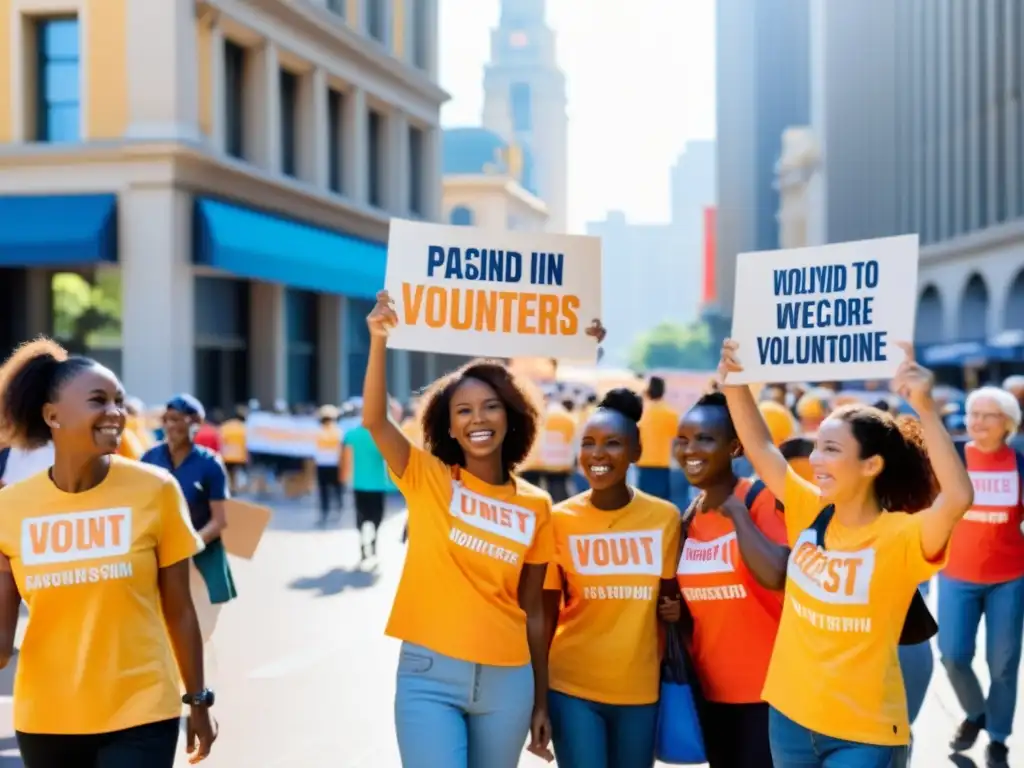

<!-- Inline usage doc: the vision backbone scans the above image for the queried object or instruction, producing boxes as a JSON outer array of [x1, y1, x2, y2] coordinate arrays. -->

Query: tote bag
[[654, 623, 707, 765]]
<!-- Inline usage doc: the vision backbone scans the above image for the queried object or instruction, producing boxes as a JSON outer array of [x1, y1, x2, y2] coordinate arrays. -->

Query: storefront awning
[[193, 197, 386, 298], [0, 194, 117, 266], [919, 340, 1021, 366]]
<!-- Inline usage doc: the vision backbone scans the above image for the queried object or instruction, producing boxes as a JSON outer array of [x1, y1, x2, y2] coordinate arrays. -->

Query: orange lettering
[[793, 541, 816, 567], [425, 287, 447, 328], [402, 282, 425, 325], [29, 522, 49, 555], [843, 557, 862, 596], [517, 293, 538, 334], [51, 521, 73, 553], [537, 294, 559, 334], [476, 290, 498, 332], [498, 291, 517, 331], [639, 535, 656, 565], [560, 294, 580, 335], [450, 288, 473, 330], [610, 538, 630, 566], [461, 495, 477, 517], [106, 514, 125, 547], [823, 558, 843, 593], [592, 538, 610, 566], [515, 509, 530, 533], [499, 508, 512, 528], [76, 516, 106, 550], [574, 538, 591, 567]]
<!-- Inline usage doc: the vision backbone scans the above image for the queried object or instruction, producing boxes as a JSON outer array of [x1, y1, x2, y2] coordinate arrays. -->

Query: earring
[[51, 422, 60, 430]]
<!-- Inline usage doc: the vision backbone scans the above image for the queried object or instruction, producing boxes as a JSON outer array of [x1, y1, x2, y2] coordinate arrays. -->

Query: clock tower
[[482, 0, 568, 232]]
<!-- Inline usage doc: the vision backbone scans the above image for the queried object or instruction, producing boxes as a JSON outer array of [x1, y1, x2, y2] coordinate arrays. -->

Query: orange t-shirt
[[637, 400, 679, 469], [676, 479, 786, 703], [522, 407, 577, 473], [219, 419, 248, 465], [400, 417, 423, 448], [945, 443, 1024, 584], [387, 445, 555, 666], [545, 490, 681, 705], [115, 428, 143, 461], [762, 469, 949, 746]]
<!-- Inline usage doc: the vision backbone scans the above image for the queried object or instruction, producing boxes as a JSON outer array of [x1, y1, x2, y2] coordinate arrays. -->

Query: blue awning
[[920, 340, 1020, 366], [0, 194, 117, 266], [194, 197, 386, 298]]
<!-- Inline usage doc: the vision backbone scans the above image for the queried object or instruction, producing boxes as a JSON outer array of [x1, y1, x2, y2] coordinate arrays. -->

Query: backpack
[[744, 478, 785, 514], [809, 504, 937, 645]]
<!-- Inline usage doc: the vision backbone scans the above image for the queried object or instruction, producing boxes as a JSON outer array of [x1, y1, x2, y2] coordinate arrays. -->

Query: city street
[[0, 498, 1015, 767]]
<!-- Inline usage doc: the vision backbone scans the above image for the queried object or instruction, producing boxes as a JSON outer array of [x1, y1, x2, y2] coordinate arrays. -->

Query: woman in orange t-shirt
[[938, 385, 1024, 768], [362, 290, 605, 768], [719, 339, 973, 767], [543, 389, 681, 768], [661, 390, 787, 767]]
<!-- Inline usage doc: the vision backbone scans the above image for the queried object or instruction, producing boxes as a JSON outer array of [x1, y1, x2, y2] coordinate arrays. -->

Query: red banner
[[702, 206, 717, 304]]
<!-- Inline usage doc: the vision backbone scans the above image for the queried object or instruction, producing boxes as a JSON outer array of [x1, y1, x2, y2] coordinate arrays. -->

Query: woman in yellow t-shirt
[[718, 339, 974, 766], [363, 291, 603, 768], [0, 338, 216, 767], [543, 388, 681, 768]]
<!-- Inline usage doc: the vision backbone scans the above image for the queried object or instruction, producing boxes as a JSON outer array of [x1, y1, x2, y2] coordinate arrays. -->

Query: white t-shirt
[[1, 443, 55, 486]]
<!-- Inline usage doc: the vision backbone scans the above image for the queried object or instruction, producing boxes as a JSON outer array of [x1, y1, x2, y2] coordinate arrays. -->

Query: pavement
[[0, 496, 1015, 767]]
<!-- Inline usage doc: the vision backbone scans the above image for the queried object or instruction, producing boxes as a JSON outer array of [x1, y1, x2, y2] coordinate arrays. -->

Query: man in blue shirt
[[342, 422, 392, 564]]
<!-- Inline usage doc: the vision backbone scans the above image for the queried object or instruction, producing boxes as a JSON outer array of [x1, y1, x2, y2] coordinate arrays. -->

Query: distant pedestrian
[[341, 422, 390, 564]]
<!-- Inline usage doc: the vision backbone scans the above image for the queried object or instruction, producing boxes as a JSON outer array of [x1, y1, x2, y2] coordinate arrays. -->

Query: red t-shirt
[[194, 424, 222, 454], [676, 479, 786, 704], [945, 443, 1024, 584]]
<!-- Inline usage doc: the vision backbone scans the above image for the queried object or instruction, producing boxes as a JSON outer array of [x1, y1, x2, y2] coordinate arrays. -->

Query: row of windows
[[324, 0, 430, 71]]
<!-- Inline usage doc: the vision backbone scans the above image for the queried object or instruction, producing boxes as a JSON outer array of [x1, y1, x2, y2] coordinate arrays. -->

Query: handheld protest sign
[[384, 219, 602, 360], [222, 500, 272, 559], [726, 234, 919, 385]]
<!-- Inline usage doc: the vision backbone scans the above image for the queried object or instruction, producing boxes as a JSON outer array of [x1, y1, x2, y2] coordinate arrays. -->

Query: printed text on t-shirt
[[569, 530, 664, 576], [787, 530, 875, 605], [20, 509, 132, 566], [677, 533, 737, 576], [449, 485, 536, 547], [969, 470, 1019, 507]]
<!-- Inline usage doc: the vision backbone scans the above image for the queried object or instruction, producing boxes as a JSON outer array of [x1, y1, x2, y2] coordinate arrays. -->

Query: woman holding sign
[[362, 289, 605, 768], [718, 338, 973, 767], [542, 388, 681, 768]]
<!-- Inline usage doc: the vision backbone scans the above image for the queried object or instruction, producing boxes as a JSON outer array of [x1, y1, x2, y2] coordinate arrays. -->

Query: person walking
[[341, 419, 390, 564], [0, 339, 216, 767]]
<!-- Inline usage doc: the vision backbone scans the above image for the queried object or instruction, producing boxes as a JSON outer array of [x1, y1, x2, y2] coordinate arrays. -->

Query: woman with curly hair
[[361, 290, 603, 768], [718, 339, 974, 767]]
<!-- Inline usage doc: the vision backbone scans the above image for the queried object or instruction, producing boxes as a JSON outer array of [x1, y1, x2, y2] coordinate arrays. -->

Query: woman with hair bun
[[0, 338, 216, 767], [542, 387, 682, 768], [718, 338, 974, 767]]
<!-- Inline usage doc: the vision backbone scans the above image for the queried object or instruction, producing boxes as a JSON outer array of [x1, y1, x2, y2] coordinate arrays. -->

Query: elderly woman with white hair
[[939, 385, 1024, 768]]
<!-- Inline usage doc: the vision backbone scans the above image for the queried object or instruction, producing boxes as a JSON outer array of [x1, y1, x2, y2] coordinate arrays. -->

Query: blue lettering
[[755, 331, 889, 365], [771, 264, 849, 296], [428, 248, 523, 282], [427, 245, 445, 277], [775, 296, 876, 330]]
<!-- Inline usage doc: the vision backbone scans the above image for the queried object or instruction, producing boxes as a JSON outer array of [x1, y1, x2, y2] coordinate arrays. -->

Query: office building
[[714, 0, 810, 318], [0, 0, 446, 411], [481, 0, 568, 232], [807, 0, 1024, 350]]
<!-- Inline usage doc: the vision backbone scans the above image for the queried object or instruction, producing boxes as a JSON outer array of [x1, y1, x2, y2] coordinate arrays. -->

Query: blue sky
[[438, 0, 717, 233]]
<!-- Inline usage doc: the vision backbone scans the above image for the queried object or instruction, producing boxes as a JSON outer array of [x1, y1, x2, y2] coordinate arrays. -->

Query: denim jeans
[[637, 467, 672, 502], [937, 574, 1024, 742], [394, 642, 534, 768], [899, 583, 934, 725], [768, 707, 908, 767], [548, 690, 658, 768]]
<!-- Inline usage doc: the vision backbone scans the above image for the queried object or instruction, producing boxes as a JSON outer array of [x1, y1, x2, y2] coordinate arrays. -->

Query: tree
[[628, 320, 717, 372], [51, 271, 122, 355]]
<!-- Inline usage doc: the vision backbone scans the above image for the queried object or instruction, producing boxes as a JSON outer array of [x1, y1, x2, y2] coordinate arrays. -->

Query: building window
[[450, 206, 474, 226], [280, 69, 299, 177], [411, 0, 428, 70], [286, 289, 319, 406], [368, 109, 384, 207], [367, 0, 386, 43], [194, 276, 250, 414], [36, 17, 80, 142], [409, 126, 424, 216], [510, 82, 532, 132], [223, 41, 246, 159], [328, 89, 344, 193]]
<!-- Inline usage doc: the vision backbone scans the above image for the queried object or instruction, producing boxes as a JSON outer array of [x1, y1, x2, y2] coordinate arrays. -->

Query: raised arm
[[891, 343, 974, 560], [719, 340, 790, 499], [362, 290, 412, 478]]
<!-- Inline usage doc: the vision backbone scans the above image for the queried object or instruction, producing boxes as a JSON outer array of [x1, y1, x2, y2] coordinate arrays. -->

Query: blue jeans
[[898, 641, 933, 724], [768, 707, 908, 767], [394, 642, 534, 768], [937, 574, 1024, 742], [637, 467, 671, 501], [548, 690, 658, 768]]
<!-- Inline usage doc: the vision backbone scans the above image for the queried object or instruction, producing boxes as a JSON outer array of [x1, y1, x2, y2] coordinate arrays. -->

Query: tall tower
[[482, 0, 568, 232]]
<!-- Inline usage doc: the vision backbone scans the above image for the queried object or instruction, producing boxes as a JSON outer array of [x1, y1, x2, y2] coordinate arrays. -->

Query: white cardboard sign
[[384, 219, 603, 360], [726, 234, 919, 385]]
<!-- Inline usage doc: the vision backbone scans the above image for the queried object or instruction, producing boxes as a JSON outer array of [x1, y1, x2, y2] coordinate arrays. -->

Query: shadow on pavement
[[947, 755, 978, 768], [288, 567, 380, 597]]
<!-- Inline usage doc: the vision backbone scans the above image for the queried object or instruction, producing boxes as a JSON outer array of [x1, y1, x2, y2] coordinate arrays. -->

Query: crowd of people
[[0, 288, 1020, 768]]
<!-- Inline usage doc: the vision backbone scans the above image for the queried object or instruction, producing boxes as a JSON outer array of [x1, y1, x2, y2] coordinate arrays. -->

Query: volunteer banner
[[245, 412, 321, 458], [385, 219, 603, 359], [727, 234, 919, 385]]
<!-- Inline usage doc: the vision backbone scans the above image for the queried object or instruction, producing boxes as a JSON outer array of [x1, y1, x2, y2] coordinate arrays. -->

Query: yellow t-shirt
[[401, 417, 423, 448], [315, 424, 342, 466], [387, 445, 555, 666], [762, 469, 948, 746], [219, 419, 248, 465], [535, 408, 578, 473], [637, 400, 679, 469], [545, 491, 681, 705], [0, 457, 203, 734]]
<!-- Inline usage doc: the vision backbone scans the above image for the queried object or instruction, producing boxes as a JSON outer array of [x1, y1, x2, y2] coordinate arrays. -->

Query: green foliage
[[51, 270, 122, 353], [628, 320, 717, 372]]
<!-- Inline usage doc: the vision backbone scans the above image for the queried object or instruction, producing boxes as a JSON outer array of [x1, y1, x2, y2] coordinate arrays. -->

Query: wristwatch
[[182, 689, 216, 708]]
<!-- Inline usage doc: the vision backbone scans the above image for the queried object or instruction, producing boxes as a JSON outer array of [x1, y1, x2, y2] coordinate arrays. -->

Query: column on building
[[120, 187, 195, 406], [317, 294, 348, 404], [423, 124, 443, 221], [208, 18, 226, 153], [389, 110, 410, 215], [300, 68, 329, 186], [249, 283, 287, 406], [344, 88, 369, 203], [244, 42, 282, 172], [124, 0, 201, 140]]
